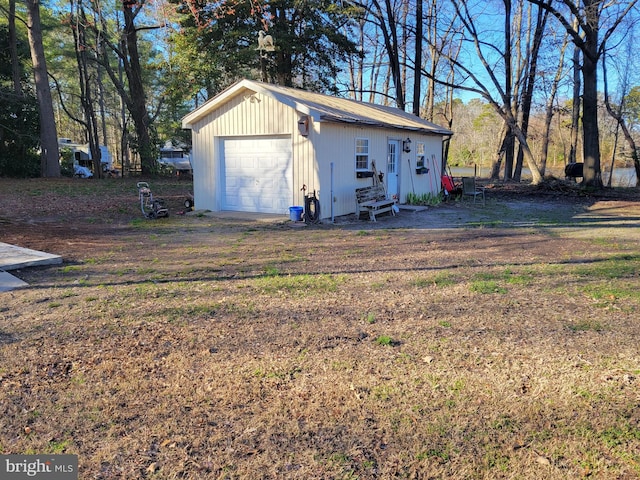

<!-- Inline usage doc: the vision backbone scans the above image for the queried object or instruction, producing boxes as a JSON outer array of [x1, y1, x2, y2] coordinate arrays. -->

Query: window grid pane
[[355, 139, 369, 170], [387, 143, 396, 173]]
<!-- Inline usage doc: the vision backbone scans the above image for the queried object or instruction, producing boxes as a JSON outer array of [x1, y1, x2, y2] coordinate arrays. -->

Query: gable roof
[[182, 79, 453, 136]]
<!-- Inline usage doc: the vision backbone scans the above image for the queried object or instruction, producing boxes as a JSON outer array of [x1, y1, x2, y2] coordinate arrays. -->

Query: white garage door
[[222, 137, 293, 214]]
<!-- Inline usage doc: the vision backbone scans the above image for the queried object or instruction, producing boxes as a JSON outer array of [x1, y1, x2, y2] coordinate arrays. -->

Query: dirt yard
[[1, 177, 639, 479]]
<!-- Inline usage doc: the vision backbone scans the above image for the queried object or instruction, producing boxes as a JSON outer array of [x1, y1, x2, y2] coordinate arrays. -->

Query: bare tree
[[539, 33, 570, 176], [502, 0, 515, 181], [568, 18, 580, 166], [427, 0, 544, 183], [96, 0, 159, 174], [486, 0, 550, 182], [412, 0, 422, 116], [602, 43, 640, 186], [357, 0, 407, 110], [513, 0, 550, 181], [70, 0, 102, 177], [527, 0, 639, 187], [423, 0, 459, 124]]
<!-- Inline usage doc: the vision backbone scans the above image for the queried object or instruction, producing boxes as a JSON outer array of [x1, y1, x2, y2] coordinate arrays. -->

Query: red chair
[[441, 175, 462, 197], [442, 175, 456, 193]]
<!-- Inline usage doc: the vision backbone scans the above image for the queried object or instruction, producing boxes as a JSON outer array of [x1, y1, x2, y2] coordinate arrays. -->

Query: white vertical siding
[[400, 135, 445, 202], [188, 89, 445, 218], [189, 91, 315, 211], [315, 125, 445, 217]]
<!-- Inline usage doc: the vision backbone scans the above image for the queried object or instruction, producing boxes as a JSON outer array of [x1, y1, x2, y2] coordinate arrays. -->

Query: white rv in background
[[158, 143, 192, 175], [58, 138, 113, 176]]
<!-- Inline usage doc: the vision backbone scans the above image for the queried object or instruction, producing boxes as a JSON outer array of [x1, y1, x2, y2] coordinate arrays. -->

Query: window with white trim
[[416, 142, 426, 168], [355, 138, 369, 171]]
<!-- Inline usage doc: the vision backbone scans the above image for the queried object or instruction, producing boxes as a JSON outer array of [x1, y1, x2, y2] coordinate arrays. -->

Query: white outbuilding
[[181, 79, 453, 219]]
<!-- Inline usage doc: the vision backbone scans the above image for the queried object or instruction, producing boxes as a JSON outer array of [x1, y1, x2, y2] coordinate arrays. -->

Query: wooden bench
[[355, 184, 396, 222]]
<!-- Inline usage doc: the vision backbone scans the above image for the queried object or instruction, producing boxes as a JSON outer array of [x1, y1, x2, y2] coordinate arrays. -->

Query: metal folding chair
[[461, 177, 485, 206]]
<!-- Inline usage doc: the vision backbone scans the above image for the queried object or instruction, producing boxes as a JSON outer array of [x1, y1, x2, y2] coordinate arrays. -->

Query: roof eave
[[182, 79, 453, 136], [321, 115, 453, 136], [181, 79, 322, 128], [182, 79, 256, 128]]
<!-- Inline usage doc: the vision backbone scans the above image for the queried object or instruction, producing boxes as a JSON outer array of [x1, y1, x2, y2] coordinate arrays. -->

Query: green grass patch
[[466, 220, 505, 228], [364, 312, 376, 324], [473, 268, 533, 286], [253, 273, 343, 295], [581, 283, 640, 303], [566, 320, 604, 332], [372, 384, 396, 399], [417, 447, 451, 463], [573, 254, 640, 279], [600, 423, 640, 448], [375, 335, 394, 346], [504, 269, 534, 285], [263, 265, 280, 276], [414, 273, 457, 288], [470, 280, 507, 294], [61, 265, 81, 273]]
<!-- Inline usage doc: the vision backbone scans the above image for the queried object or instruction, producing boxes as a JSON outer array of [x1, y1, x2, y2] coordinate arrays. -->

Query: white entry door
[[222, 137, 292, 214], [386, 140, 400, 200]]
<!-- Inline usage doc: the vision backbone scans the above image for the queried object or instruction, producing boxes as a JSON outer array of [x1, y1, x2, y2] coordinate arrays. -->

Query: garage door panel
[[222, 137, 292, 214]]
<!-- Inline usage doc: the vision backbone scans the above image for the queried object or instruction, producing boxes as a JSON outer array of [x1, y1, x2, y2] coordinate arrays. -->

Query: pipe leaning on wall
[[330, 162, 334, 223]]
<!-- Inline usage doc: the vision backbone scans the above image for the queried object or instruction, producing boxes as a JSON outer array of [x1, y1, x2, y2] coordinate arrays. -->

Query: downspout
[[441, 135, 452, 174], [330, 162, 335, 223]]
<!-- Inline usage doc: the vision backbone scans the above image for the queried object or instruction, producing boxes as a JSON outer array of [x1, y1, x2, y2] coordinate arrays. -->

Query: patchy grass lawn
[[1, 178, 639, 479]]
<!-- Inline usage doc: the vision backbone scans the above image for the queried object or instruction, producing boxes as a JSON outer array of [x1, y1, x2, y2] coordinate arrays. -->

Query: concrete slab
[[398, 205, 428, 212], [0, 242, 62, 293], [0, 242, 62, 271], [187, 210, 289, 223], [0, 271, 28, 292]]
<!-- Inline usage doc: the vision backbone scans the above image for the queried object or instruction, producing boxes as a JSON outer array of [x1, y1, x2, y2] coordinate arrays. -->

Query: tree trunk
[[94, 9, 108, 147], [502, 0, 515, 181], [602, 50, 640, 187], [73, 0, 102, 178], [581, 52, 601, 187], [580, 0, 602, 187], [569, 41, 580, 165], [490, 122, 509, 180], [412, 0, 422, 117], [443, 83, 454, 164], [122, 2, 155, 174], [514, 2, 548, 182], [503, 132, 515, 180], [633, 144, 640, 187], [368, 0, 405, 109], [510, 119, 543, 184], [9, 0, 22, 96], [424, 0, 439, 121], [540, 34, 569, 176], [25, 0, 60, 177]]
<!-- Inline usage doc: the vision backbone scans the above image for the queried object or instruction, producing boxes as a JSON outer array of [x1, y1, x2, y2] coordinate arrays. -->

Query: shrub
[[406, 192, 442, 206]]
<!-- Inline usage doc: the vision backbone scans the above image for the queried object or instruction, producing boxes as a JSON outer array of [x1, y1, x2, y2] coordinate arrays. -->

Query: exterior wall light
[[298, 115, 310, 136], [403, 138, 412, 153]]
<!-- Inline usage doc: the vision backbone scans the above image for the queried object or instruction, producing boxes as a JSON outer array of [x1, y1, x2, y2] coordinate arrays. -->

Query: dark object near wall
[[565, 162, 583, 179], [357, 171, 374, 178]]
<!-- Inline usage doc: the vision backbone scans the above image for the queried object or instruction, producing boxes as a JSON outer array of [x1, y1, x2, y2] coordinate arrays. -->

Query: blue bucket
[[289, 206, 303, 222]]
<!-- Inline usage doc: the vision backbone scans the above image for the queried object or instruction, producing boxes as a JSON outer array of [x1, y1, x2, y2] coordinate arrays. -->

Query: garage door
[[222, 137, 293, 214]]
